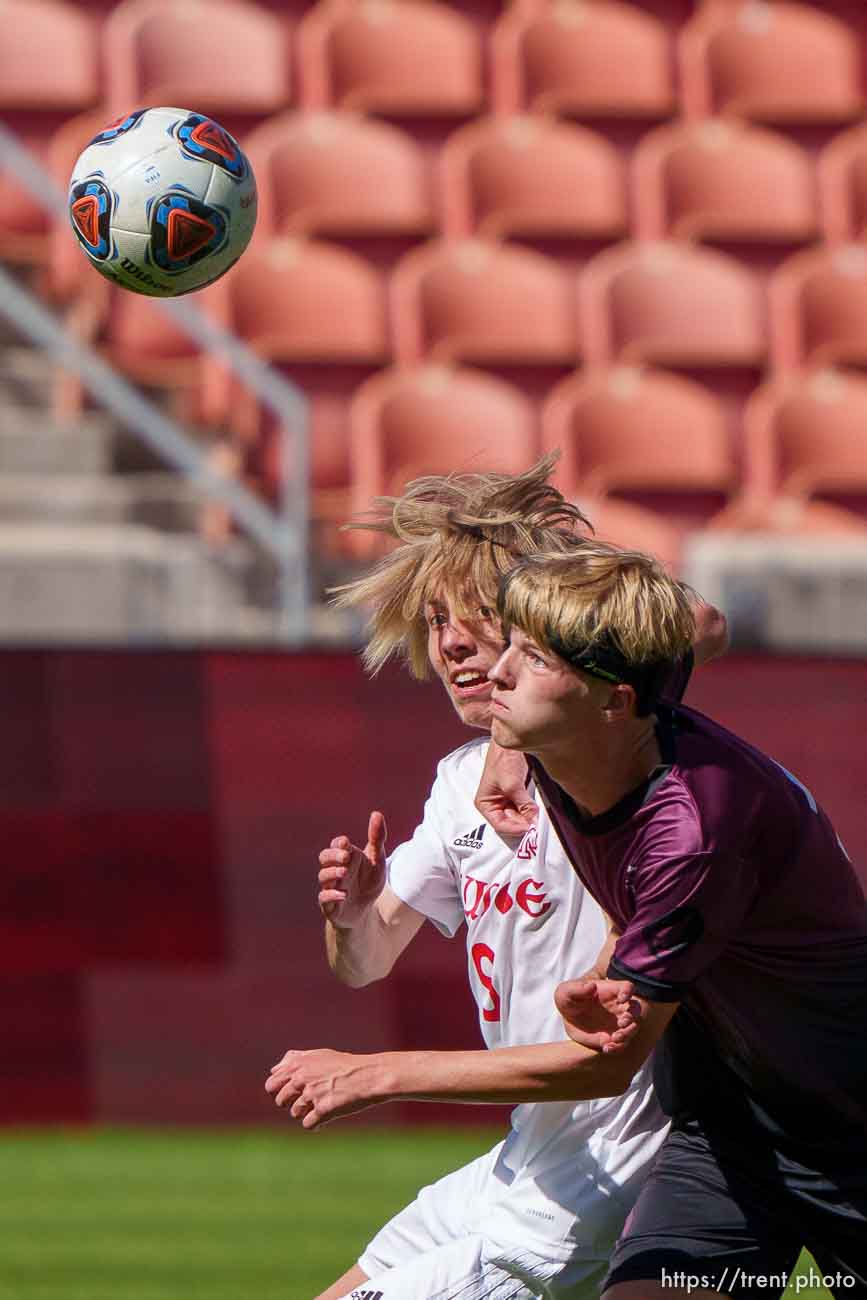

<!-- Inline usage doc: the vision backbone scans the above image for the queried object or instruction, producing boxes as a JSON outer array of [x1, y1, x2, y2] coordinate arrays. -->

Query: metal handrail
[[0, 119, 310, 638]]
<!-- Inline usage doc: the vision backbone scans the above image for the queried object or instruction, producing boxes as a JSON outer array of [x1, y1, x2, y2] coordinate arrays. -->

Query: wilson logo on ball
[[175, 113, 247, 180]]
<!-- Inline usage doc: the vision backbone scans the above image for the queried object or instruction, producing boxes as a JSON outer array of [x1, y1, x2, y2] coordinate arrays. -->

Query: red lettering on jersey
[[516, 826, 538, 860], [494, 885, 514, 914], [463, 876, 490, 920], [516, 878, 551, 918], [471, 942, 501, 1022]]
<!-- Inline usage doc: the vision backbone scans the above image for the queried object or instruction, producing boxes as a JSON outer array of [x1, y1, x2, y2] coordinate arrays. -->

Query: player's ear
[[602, 683, 636, 722]]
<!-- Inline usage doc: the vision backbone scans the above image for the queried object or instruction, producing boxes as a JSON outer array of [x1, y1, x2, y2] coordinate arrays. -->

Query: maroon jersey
[[533, 704, 867, 1148]]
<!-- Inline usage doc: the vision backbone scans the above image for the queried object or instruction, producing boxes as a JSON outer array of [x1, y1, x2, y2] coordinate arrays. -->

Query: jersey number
[[471, 943, 501, 1022]]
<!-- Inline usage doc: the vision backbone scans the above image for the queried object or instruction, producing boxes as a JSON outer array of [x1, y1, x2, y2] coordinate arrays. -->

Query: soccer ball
[[68, 106, 257, 297]]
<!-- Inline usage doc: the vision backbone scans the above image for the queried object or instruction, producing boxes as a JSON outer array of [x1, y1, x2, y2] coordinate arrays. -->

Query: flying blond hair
[[331, 454, 593, 678], [498, 548, 695, 673]]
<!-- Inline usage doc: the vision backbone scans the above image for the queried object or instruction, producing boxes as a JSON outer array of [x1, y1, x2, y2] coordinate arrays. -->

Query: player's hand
[[265, 1048, 386, 1130], [317, 811, 387, 928], [474, 741, 537, 838], [555, 978, 642, 1054]]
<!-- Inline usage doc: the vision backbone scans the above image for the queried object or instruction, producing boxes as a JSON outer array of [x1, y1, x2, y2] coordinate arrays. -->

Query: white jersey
[[387, 735, 668, 1257]]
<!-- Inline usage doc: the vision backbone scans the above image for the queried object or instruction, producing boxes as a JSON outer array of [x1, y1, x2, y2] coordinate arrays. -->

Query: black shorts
[[604, 1121, 867, 1297]]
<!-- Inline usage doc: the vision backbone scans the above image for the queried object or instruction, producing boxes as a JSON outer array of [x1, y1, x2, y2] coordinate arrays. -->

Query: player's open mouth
[[451, 671, 492, 698]]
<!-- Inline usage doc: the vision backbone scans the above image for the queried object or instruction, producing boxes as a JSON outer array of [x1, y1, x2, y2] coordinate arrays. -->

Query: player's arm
[[265, 997, 678, 1130], [318, 810, 425, 987]]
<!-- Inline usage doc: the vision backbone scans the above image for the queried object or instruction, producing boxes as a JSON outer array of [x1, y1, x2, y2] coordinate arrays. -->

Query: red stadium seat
[[819, 124, 867, 244], [769, 244, 867, 372], [391, 238, 577, 367], [742, 370, 867, 507], [346, 363, 538, 554], [679, 3, 862, 126], [227, 237, 387, 361], [103, 0, 291, 120], [440, 115, 627, 243], [0, 1, 99, 266], [224, 237, 389, 519], [579, 241, 766, 369], [576, 496, 685, 573], [708, 495, 867, 537], [633, 119, 818, 246], [542, 367, 735, 506], [297, 0, 484, 118], [0, 0, 99, 113], [245, 111, 433, 240], [491, 0, 675, 122]]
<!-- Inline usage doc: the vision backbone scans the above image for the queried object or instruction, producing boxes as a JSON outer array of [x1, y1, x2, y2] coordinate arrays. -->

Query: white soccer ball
[[68, 106, 257, 297]]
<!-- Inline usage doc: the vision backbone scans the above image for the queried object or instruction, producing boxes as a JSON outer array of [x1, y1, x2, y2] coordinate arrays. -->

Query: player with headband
[[480, 546, 867, 1297]]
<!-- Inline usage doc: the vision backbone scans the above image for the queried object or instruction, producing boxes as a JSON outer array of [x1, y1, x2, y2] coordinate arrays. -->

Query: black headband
[[546, 632, 674, 717]]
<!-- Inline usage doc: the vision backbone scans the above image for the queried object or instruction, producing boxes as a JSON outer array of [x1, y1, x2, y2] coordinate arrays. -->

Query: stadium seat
[[103, 0, 291, 120], [224, 237, 389, 519], [741, 369, 867, 508], [491, 0, 675, 122], [679, 3, 862, 126], [575, 496, 684, 573], [440, 115, 627, 243], [579, 241, 765, 369], [769, 244, 867, 371], [391, 239, 577, 367], [707, 494, 867, 536], [0, 0, 99, 113], [633, 119, 818, 246], [0, 1, 100, 265], [227, 237, 387, 360], [297, 0, 484, 118], [818, 124, 867, 243], [346, 363, 538, 554], [541, 367, 735, 516], [245, 111, 434, 240]]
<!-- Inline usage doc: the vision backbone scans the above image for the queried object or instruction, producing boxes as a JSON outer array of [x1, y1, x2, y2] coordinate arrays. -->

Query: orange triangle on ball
[[190, 119, 235, 161], [71, 194, 100, 246], [166, 207, 216, 260]]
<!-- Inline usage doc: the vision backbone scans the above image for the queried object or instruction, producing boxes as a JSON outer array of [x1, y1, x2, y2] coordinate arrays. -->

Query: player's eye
[[477, 605, 496, 621], [428, 612, 447, 628]]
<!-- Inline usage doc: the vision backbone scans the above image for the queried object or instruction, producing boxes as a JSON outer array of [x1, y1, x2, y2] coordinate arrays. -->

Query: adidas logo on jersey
[[350, 1291, 384, 1300], [454, 823, 486, 850]]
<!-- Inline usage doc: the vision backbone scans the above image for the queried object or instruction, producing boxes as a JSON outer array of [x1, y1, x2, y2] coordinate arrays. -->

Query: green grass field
[[0, 1129, 833, 1299]]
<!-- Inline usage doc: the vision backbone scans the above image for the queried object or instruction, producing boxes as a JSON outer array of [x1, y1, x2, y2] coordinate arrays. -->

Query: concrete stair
[[0, 342, 283, 642]]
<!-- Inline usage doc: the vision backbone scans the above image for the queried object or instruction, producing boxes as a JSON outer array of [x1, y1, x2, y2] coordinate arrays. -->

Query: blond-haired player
[[482, 548, 867, 1298], [265, 457, 727, 1300]]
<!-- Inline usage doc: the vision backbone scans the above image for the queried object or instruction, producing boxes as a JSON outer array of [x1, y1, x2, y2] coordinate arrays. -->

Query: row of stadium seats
[[18, 109, 867, 292], [234, 361, 867, 572], [58, 236, 867, 407], [2, 0, 865, 130]]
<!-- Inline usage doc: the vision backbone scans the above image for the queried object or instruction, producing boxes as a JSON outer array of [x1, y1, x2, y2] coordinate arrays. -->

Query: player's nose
[[441, 618, 476, 656], [488, 644, 516, 688]]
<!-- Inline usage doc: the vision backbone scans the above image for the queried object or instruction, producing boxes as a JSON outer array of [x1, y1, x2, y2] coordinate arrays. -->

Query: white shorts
[[345, 1139, 629, 1299]]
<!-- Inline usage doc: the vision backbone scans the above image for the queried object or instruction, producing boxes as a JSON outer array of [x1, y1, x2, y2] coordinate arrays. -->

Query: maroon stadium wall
[[2, 650, 865, 1127]]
